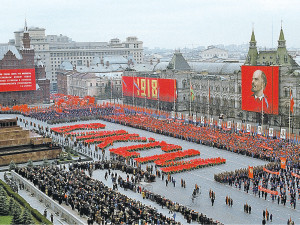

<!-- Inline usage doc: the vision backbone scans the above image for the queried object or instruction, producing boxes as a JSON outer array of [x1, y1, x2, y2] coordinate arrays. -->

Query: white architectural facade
[[200, 46, 228, 59], [14, 27, 144, 91]]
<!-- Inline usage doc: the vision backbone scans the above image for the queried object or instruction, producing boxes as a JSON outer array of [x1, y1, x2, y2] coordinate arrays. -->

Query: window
[[285, 88, 289, 97]]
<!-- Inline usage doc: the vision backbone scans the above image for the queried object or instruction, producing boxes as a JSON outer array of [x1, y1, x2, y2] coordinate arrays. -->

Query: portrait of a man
[[241, 66, 279, 115], [251, 70, 267, 100]]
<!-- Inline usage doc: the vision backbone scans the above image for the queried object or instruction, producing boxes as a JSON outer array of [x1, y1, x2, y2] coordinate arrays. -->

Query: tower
[[20, 19, 34, 68], [276, 24, 288, 65], [22, 19, 30, 49], [246, 28, 258, 66]]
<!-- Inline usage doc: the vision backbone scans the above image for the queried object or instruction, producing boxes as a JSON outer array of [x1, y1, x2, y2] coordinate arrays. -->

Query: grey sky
[[1, 0, 299, 49]]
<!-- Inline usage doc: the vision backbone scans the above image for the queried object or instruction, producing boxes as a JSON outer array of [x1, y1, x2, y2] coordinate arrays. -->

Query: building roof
[[60, 61, 73, 70], [168, 52, 191, 71], [76, 63, 125, 73], [153, 62, 169, 71], [131, 64, 155, 72], [0, 45, 22, 60], [294, 56, 300, 67], [189, 62, 243, 74], [103, 55, 128, 64], [201, 46, 228, 54], [91, 56, 101, 66], [71, 72, 97, 79]]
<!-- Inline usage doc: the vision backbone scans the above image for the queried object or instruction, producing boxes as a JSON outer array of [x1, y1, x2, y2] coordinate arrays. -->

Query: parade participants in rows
[[215, 161, 300, 209], [21, 102, 300, 162], [16, 166, 180, 225]]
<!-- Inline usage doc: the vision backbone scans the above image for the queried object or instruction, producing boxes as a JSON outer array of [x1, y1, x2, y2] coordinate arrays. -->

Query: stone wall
[[0, 148, 61, 166]]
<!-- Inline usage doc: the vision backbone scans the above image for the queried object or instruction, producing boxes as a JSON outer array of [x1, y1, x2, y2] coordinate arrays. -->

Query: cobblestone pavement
[[1, 114, 299, 224]]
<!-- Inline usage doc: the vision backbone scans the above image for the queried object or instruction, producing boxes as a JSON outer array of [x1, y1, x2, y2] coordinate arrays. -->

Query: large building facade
[[0, 22, 50, 106], [13, 26, 143, 91], [124, 27, 300, 129]]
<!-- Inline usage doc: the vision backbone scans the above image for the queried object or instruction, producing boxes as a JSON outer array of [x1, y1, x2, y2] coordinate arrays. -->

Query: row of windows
[[50, 50, 135, 57], [202, 53, 227, 57]]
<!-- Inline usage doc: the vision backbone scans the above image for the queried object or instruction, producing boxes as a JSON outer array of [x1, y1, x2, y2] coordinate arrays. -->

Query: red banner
[[263, 167, 279, 175], [291, 172, 300, 179], [249, 166, 253, 178], [0, 68, 36, 92], [260, 145, 273, 151], [281, 157, 286, 169], [258, 186, 278, 195], [241, 66, 279, 115], [122, 76, 177, 102]]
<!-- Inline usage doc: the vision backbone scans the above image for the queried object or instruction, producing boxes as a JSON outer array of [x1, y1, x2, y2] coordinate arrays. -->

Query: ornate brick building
[[0, 21, 50, 106]]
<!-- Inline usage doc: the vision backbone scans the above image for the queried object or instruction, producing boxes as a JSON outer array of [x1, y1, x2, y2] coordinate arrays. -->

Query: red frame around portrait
[[241, 65, 279, 115]]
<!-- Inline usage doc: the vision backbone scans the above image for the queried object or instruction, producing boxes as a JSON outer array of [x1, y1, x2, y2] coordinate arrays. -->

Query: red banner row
[[122, 76, 177, 102]]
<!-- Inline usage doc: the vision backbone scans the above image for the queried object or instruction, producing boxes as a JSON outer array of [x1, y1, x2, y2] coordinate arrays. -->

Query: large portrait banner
[[241, 66, 279, 115]]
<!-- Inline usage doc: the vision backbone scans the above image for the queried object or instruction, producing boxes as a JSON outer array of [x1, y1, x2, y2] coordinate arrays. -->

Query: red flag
[[281, 157, 286, 169], [248, 166, 253, 178], [290, 89, 294, 113]]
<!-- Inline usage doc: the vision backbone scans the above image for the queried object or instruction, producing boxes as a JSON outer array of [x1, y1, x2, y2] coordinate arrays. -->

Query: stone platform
[[0, 117, 62, 166]]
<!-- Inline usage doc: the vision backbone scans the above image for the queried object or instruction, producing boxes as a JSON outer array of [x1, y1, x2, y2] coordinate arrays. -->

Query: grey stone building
[[13, 24, 143, 92], [124, 27, 300, 130]]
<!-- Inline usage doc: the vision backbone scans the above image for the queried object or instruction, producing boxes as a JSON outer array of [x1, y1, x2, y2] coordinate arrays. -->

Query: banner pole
[[173, 79, 176, 115], [262, 97, 263, 134], [208, 79, 210, 124], [190, 79, 192, 116], [289, 87, 291, 142]]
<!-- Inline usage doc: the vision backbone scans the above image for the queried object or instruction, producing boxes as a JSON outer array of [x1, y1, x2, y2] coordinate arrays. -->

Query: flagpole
[[173, 79, 176, 114], [110, 77, 112, 103], [132, 76, 134, 107], [289, 87, 291, 142], [208, 79, 210, 123], [144, 75, 146, 110], [261, 96, 263, 134], [157, 78, 159, 116], [190, 79, 192, 116], [121, 78, 124, 105]]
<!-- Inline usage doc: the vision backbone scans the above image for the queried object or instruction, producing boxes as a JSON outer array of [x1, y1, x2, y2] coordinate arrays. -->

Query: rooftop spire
[[250, 29, 256, 42], [24, 18, 28, 33], [279, 24, 285, 41], [250, 23, 256, 42]]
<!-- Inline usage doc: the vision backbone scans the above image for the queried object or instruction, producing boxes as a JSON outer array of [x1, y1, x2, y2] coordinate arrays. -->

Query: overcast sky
[[1, 0, 299, 49]]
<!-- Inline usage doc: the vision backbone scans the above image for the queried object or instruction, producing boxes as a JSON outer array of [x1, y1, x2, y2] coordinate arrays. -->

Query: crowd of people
[[72, 160, 221, 224], [16, 165, 181, 224], [18, 103, 300, 163], [15, 160, 222, 225], [4, 96, 300, 224], [214, 161, 300, 210]]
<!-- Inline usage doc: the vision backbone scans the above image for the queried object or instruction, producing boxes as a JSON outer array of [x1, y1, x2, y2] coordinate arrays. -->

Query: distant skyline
[[1, 0, 299, 49]]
